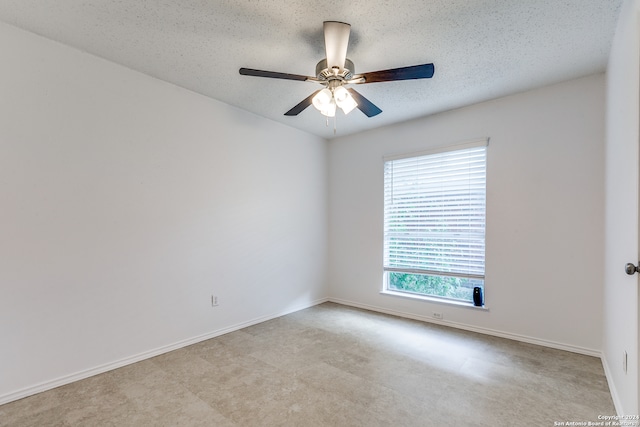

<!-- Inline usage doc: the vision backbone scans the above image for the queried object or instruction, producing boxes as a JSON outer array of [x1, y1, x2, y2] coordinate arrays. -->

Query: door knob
[[625, 263, 640, 275]]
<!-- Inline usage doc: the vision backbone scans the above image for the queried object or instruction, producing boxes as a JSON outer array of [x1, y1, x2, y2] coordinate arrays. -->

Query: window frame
[[381, 138, 488, 307]]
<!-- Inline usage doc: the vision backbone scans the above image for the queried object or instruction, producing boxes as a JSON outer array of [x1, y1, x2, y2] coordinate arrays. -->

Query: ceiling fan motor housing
[[316, 58, 354, 82]]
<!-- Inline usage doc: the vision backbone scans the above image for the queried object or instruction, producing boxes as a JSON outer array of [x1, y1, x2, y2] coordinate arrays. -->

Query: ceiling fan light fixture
[[334, 86, 358, 114], [322, 98, 337, 117], [312, 88, 332, 111], [312, 88, 337, 117]]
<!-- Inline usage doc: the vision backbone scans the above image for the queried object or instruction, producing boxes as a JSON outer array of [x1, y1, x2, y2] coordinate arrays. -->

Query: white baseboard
[[601, 354, 624, 416], [328, 297, 601, 358], [0, 297, 329, 406]]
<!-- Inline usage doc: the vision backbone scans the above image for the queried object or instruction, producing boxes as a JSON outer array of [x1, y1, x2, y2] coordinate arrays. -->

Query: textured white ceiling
[[0, 0, 622, 139]]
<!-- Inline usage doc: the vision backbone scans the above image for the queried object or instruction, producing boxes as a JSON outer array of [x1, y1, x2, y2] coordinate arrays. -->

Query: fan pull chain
[[322, 115, 337, 135]]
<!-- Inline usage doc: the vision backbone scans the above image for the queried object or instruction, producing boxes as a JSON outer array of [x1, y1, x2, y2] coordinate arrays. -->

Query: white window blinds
[[383, 141, 487, 279]]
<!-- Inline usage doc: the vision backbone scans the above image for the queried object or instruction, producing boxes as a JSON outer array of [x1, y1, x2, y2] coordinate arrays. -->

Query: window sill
[[380, 289, 489, 311]]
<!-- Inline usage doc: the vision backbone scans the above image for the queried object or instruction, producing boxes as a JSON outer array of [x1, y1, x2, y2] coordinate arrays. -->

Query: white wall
[[0, 22, 328, 403], [328, 74, 605, 354], [603, 0, 640, 415]]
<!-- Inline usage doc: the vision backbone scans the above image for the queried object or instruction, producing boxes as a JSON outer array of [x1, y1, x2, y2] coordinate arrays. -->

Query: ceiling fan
[[239, 21, 435, 119]]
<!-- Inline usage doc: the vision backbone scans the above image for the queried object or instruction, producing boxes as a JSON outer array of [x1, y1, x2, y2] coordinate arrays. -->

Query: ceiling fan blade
[[347, 88, 382, 117], [239, 68, 313, 81], [324, 21, 351, 70], [284, 90, 321, 116], [356, 63, 435, 84]]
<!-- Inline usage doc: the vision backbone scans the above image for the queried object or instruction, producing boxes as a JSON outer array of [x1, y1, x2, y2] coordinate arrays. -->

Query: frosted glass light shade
[[333, 86, 349, 103], [313, 88, 336, 117], [312, 86, 357, 117], [334, 86, 357, 114], [322, 98, 337, 117], [312, 88, 332, 111]]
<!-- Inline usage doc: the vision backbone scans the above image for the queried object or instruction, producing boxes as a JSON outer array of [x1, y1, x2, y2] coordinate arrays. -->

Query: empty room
[[1, 0, 638, 425]]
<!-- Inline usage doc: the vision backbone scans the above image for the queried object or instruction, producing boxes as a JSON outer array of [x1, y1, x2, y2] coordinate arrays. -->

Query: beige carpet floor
[[0, 302, 616, 426]]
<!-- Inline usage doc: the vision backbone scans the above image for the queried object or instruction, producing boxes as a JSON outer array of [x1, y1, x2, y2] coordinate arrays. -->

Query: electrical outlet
[[623, 350, 628, 374], [432, 312, 443, 320], [211, 295, 219, 307]]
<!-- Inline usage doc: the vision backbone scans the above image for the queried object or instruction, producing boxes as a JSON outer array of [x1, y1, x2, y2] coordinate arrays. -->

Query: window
[[383, 139, 487, 305]]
